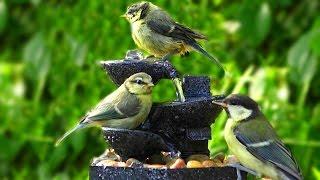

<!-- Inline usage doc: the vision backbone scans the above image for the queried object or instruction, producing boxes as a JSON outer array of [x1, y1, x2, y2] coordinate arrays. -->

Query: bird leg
[[161, 49, 180, 61], [92, 148, 122, 165], [236, 168, 242, 180], [161, 53, 174, 61], [227, 163, 260, 180]]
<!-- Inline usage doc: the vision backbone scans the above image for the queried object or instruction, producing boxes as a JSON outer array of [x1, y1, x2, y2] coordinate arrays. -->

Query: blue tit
[[122, 1, 226, 73], [213, 94, 302, 180], [55, 72, 154, 146]]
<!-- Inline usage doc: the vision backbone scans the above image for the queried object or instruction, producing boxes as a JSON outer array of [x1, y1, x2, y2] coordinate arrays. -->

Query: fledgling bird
[[55, 72, 154, 146], [122, 1, 226, 73], [213, 94, 302, 180]]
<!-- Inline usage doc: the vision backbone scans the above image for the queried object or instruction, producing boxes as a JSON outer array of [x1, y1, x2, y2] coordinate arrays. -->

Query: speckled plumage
[[131, 16, 192, 57], [123, 2, 225, 72]]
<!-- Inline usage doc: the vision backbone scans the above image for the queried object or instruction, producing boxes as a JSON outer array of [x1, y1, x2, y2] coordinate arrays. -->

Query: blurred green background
[[1, 0, 320, 179]]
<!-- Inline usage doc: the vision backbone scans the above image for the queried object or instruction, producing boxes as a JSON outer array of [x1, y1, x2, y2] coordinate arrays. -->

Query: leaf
[[303, 53, 318, 84], [47, 145, 68, 171], [23, 33, 51, 101], [31, 0, 41, 6], [0, 0, 7, 33], [249, 68, 266, 101], [239, 1, 271, 46], [255, 2, 271, 45], [213, 0, 223, 6], [312, 167, 320, 180], [309, 17, 320, 56], [0, 133, 24, 162], [67, 35, 88, 67], [287, 33, 317, 85]]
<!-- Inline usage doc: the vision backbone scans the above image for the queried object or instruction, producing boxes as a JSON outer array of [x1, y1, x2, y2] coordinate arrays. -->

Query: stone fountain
[[89, 50, 246, 180]]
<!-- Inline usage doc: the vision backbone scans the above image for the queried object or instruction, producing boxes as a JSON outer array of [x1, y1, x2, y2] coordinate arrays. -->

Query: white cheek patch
[[228, 105, 252, 121]]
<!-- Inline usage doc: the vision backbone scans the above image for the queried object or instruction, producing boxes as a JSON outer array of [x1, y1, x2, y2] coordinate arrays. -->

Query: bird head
[[213, 94, 261, 121], [125, 72, 154, 95], [122, 1, 151, 23]]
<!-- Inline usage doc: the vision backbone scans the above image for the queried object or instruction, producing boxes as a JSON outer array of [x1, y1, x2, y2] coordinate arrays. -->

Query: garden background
[[1, 0, 320, 179]]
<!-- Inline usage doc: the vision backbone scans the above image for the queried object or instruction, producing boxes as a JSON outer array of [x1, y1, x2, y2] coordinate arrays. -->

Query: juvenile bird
[[55, 73, 154, 146], [122, 1, 226, 73], [213, 94, 302, 180]]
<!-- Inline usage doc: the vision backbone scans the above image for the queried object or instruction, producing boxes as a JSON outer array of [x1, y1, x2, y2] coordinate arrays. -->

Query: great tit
[[213, 94, 302, 180], [55, 72, 154, 146], [122, 1, 225, 73]]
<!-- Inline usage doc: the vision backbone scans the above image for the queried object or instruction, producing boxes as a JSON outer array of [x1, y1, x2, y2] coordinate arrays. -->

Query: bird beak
[[149, 83, 154, 87], [212, 100, 228, 108], [120, 14, 127, 18]]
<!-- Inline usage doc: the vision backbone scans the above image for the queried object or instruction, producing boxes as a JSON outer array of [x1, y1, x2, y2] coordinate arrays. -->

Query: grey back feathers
[[55, 89, 142, 146], [143, 2, 225, 71], [146, 12, 206, 43], [84, 90, 141, 122], [234, 117, 302, 180]]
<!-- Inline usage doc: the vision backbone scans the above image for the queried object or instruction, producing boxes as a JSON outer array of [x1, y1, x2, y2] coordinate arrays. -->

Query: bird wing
[[146, 15, 226, 73], [146, 16, 206, 45], [84, 92, 141, 122], [234, 117, 302, 180]]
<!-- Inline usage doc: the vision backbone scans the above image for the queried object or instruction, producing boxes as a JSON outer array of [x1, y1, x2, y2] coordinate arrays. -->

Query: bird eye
[[230, 101, 236, 105], [135, 79, 144, 85]]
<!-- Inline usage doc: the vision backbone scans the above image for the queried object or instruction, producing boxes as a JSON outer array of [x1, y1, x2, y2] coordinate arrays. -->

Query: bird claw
[[227, 163, 260, 179], [168, 151, 181, 159], [92, 148, 122, 165], [161, 150, 181, 163], [125, 50, 144, 61], [161, 54, 172, 61]]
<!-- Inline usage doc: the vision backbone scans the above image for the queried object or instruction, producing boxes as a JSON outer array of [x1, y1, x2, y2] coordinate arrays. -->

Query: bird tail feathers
[[280, 170, 303, 180], [55, 123, 86, 147], [190, 42, 228, 75]]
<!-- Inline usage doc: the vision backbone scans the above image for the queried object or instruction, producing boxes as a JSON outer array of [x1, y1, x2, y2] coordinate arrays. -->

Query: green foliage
[[0, 0, 319, 179]]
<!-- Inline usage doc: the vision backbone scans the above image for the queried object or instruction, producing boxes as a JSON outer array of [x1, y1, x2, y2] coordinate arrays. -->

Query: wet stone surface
[[182, 76, 211, 99], [102, 129, 170, 161], [91, 50, 245, 179], [100, 50, 179, 86], [102, 74, 225, 160], [103, 96, 223, 161], [90, 166, 247, 180]]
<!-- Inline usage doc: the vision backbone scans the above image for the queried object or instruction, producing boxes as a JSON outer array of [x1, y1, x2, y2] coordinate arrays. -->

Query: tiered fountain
[[89, 50, 246, 180]]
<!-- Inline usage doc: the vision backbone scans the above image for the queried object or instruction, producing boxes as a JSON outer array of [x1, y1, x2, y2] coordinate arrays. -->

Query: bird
[[212, 94, 302, 180], [55, 72, 154, 146], [122, 1, 226, 73]]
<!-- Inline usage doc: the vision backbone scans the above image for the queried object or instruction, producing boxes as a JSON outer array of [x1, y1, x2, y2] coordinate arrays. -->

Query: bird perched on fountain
[[55, 72, 154, 146], [213, 94, 302, 180], [122, 1, 226, 73]]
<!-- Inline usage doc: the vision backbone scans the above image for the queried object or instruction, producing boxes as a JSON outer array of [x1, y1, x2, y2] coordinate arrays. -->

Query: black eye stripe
[[130, 79, 147, 85]]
